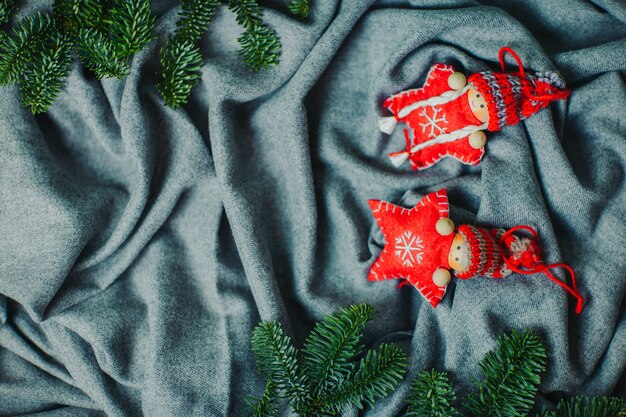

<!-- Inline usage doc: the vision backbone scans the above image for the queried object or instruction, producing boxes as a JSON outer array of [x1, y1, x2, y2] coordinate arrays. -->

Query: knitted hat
[[467, 47, 569, 131], [455, 225, 511, 279]]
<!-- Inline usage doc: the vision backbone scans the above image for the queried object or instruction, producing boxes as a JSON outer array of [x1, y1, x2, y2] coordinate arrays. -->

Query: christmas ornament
[[368, 189, 583, 313], [378, 47, 570, 170]]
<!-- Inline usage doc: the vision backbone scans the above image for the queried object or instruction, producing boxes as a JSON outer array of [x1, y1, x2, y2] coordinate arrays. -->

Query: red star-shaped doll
[[368, 189, 456, 307], [378, 48, 570, 170]]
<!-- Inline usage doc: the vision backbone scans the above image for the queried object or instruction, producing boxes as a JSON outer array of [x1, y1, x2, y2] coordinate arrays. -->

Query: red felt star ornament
[[368, 189, 456, 307]]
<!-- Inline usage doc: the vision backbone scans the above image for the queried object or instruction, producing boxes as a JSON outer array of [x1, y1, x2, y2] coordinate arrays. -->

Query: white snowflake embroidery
[[394, 231, 424, 267], [419, 106, 448, 138]]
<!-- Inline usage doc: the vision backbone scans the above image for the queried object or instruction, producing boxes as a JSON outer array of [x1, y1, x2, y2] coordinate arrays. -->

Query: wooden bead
[[432, 268, 451, 287], [469, 131, 487, 149], [448, 72, 467, 90], [436, 217, 455, 236]]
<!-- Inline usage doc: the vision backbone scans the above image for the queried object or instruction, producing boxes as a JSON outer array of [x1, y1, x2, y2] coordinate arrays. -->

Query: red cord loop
[[499, 226, 583, 314], [499, 46, 526, 78], [498, 46, 569, 103]]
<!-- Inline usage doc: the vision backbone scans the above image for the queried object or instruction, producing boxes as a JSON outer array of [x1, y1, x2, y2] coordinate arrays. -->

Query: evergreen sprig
[[21, 32, 73, 113], [229, 0, 281, 71], [53, 0, 103, 32], [321, 343, 407, 414], [302, 304, 375, 398], [464, 329, 547, 417], [251, 321, 310, 408], [0, 0, 156, 113], [288, 0, 310, 19], [108, 0, 156, 57], [156, 37, 203, 108], [402, 331, 620, 417], [0, 12, 56, 85], [537, 396, 626, 417], [77, 27, 129, 79], [174, 0, 221, 43], [248, 304, 408, 417], [246, 378, 279, 417], [238, 23, 280, 70], [157, 0, 220, 108], [0, 0, 14, 25], [406, 370, 459, 417]]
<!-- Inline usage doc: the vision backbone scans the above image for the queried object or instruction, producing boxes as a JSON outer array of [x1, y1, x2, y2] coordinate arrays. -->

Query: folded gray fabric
[[1, 0, 624, 415]]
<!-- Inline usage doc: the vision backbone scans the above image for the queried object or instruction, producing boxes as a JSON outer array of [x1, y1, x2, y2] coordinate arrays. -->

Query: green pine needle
[[21, 32, 73, 114], [536, 396, 626, 417], [321, 343, 408, 414], [156, 37, 203, 108], [246, 378, 279, 417], [238, 24, 280, 70], [77, 27, 129, 79], [302, 304, 375, 398], [288, 0, 310, 19], [406, 370, 459, 417], [108, 0, 156, 57], [0, 0, 14, 25], [464, 329, 547, 417], [0, 12, 56, 85], [251, 321, 310, 409], [174, 0, 220, 44], [53, 0, 103, 32], [228, 0, 263, 30]]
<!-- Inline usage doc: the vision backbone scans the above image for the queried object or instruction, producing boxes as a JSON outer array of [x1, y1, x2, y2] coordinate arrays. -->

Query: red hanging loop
[[499, 226, 584, 314], [499, 46, 526, 78], [498, 46, 570, 102]]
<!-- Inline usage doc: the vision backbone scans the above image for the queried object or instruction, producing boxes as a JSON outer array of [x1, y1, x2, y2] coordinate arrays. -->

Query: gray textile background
[[1, 0, 625, 415]]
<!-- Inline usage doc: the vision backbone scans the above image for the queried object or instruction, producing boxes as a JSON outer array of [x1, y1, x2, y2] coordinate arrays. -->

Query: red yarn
[[499, 226, 584, 314], [499, 46, 526, 77], [467, 46, 570, 131]]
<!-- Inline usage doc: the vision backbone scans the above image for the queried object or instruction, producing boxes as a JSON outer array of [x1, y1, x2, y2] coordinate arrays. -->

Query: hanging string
[[498, 46, 570, 103], [499, 225, 584, 314]]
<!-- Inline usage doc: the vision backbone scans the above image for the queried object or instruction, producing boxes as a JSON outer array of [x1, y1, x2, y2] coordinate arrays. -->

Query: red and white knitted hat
[[455, 225, 511, 279], [467, 47, 570, 131]]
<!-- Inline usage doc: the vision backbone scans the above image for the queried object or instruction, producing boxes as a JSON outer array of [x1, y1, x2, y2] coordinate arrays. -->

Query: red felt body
[[384, 64, 484, 169], [368, 189, 454, 308]]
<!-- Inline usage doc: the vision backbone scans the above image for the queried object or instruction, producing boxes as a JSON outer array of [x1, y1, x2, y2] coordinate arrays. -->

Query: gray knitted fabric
[[0, 0, 625, 415]]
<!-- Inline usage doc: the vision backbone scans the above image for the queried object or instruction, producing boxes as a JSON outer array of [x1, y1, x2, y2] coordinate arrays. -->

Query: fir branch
[[536, 396, 626, 417], [406, 370, 459, 417], [174, 0, 220, 44], [0, 0, 14, 25], [251, 321, 310, 408], [464, 330, 547, 417], [321, 343, 407, 414], [302, 304, 375, 398], [0, 12, 56, 85], [288, 0, 310, 19], [238, 24, 280, 70], [228, 0, 263, 30], [53, 0, 104, 32], [107, 0, 155, 57], [21, 32, 73, 114], [156, 37, 202, 108], [246, 378, 279, 417], [77, 27, 129, 79]]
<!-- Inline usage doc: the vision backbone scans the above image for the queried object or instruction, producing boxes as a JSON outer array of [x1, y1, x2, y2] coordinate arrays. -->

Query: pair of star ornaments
[[366, 48, 583, 313]]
